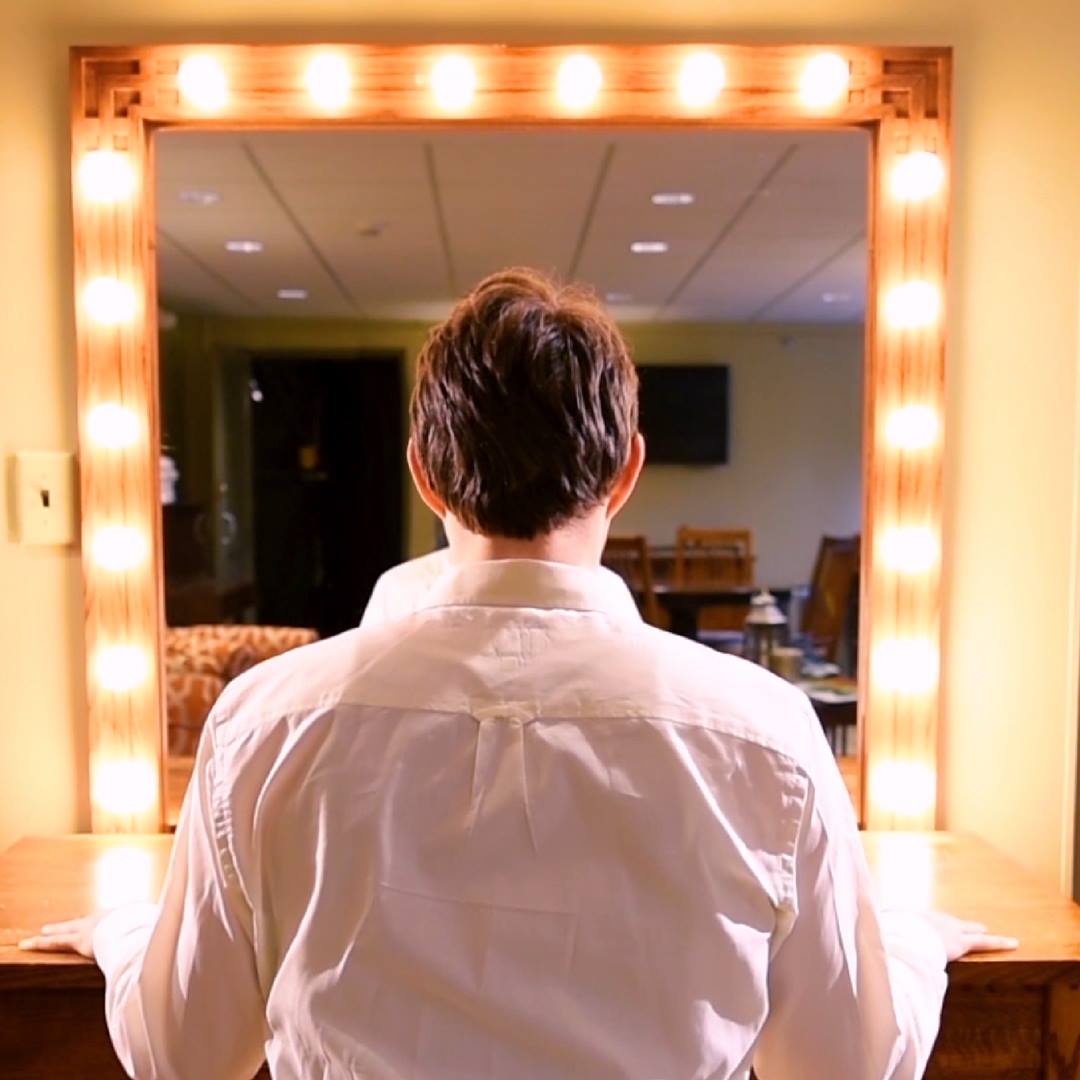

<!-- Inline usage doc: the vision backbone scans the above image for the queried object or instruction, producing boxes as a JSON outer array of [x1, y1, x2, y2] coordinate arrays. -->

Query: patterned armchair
[[165, 625, 318, 756]]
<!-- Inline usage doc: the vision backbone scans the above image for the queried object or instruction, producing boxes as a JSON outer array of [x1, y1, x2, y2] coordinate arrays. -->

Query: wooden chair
[[674, 526, 755, 587], [602, 535, 665, 627], [800, 535, 861, 664], [675, 526, 755, 644]]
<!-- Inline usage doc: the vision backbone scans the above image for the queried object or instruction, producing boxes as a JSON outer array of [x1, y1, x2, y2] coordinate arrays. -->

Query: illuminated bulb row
[[95, 644, 150, 692], [92, 760, 159, 818], [173, 49, 864, 116], [879, 525, 938, 574], [870, 760, 937, 818], [873, 638, 939, 695]]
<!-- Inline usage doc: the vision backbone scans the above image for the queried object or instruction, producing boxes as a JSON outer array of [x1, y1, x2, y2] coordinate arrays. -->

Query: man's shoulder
[[208, 620, 406, 741], [611, 622, 818, 764]]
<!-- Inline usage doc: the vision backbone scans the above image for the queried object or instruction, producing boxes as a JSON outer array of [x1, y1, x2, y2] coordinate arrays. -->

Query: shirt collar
[[420, 558, 642, 624]]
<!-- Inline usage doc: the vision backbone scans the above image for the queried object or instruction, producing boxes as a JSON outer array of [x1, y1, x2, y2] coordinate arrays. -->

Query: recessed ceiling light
[[651, 192, 695, 206], [630, 241, 669, 254], [605, 291, 633, 303], [822, 291, 853, 304], [277, 288, 308, 301], [178, 188, 221, 206], [225, 239, 263, 254]]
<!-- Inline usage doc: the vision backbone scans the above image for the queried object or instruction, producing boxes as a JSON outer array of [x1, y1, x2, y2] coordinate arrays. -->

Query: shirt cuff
[[93, 902, 159, 980]]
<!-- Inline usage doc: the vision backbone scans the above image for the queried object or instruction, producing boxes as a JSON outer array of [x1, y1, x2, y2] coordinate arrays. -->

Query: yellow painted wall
[[619, 322, 863, 585], [2, 1, 1079, 891]]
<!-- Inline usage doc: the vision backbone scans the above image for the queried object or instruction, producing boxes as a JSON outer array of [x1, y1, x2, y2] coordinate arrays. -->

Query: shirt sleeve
[[92, 720, 268, 1080], [753, 703, 948, 1080]]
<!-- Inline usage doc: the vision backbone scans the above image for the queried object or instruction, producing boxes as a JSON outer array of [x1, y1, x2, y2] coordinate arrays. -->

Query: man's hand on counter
[[925, 911, 1020, 961], [18, 911, 105, 959]]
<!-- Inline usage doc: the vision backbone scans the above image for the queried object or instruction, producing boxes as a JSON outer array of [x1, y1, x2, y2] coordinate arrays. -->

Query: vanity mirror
[[70, 43, 950, 833]]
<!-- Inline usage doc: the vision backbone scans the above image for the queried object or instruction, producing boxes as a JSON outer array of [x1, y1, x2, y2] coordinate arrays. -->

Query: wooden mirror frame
[[70, 41, 950, 833]]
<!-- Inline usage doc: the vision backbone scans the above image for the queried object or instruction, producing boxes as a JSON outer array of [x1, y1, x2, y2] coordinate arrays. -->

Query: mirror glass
[[156, 127, 868, 825]]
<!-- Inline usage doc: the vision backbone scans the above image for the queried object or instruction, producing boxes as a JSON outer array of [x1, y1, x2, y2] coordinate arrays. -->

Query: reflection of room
[[156, 127, 867, 818]]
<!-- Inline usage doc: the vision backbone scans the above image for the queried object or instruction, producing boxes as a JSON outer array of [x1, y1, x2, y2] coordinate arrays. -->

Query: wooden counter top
[[5, 831, 1078, 973], [2, 832, 1080, 1078]]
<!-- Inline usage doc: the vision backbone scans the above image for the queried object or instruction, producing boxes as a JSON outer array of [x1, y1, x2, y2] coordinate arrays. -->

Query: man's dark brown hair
[[411, 267, 639, 539]]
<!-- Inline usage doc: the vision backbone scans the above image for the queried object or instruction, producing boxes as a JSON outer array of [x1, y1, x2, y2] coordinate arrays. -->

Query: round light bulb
[[870, 760, 937, 818], [557, 54, 603, 111], [178, 55, 228, 112], [305, 52, 351, 110], [800, 52, 850, 108], [92, 760, 159, 818], [891, 151, 946, 202], [92, 525, 148, 572], [879, 526, 939, 574], [678, 51, 726, 108], [83, 277, 137, 326], [885, 405, 939, 451], [87, 403, 140, 449], [78, 150, 136, 204], [872, 638, 939, 695], [883, 280, 941, 329], [430, 55, 477, 112], [95, 644, 150, 693]]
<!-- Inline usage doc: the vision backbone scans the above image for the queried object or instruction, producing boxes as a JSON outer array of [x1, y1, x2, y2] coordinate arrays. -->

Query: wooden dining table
[[647, 582, 794, 639], [3, 831, 1079, 1078]]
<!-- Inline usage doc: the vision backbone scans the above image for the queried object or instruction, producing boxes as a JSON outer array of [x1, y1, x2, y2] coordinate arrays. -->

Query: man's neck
[[444, 514, 607, 569]]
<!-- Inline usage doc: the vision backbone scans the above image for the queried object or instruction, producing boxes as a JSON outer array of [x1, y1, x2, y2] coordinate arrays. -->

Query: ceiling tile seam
[[746, 230, 867, 323], [157, 228, 262, 315], [567, 143, 617, 282], [241, 142, 363, 314], [424, 144, 460, 296], [656, 144, 801, 318]]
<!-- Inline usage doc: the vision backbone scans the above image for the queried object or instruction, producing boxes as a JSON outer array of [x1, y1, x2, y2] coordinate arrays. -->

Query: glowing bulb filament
[[883, 280, 940, 330], [305, 53, 351, 110], [872, 638, 939, 695], [430, 55, 477, 112], [879, 526, 939, 574], [87, 403, 140, 449], [178, 55, 228, 112], [870, 761, 936, 818], [885, 405, 939, 451], [800, 52, 850, 107], [95, 645, 150, 693], [557, 54, 603, 111], [678, 52, 726, 108], [92, 761, 159, 818], [891, 151, 946, 201], [78, 151, 136, 204], [83, 278, 137, 326], [92, 526, 148, 572]]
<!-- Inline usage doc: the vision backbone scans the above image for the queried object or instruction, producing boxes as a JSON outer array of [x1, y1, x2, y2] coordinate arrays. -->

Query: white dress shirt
[[95, 558, 947, 1080], [360, 548, 452, 629]]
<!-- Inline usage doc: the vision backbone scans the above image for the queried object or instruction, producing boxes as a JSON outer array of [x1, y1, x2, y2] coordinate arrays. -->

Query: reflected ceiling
[[156, 127, 868, 324]]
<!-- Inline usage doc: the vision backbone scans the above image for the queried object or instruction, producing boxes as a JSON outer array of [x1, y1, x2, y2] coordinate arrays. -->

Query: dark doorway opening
[[249, 352, 404, 637]]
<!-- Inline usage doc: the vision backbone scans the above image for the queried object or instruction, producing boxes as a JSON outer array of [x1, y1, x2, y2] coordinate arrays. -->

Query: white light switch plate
[[13, 451, 77, 545]]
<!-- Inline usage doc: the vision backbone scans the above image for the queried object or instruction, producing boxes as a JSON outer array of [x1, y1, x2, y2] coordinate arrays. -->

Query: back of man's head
[[411, 268, 639, 540]]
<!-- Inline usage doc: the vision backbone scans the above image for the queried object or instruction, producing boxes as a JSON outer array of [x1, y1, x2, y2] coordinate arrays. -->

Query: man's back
[[94, 559, 943, 1079]]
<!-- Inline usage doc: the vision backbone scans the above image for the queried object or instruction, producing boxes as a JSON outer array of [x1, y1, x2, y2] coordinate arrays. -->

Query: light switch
[[13, 451, 78, 545]]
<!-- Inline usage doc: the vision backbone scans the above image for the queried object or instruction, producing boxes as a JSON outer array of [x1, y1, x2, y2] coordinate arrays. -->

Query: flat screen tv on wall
[[636, 364, 730, 465]]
